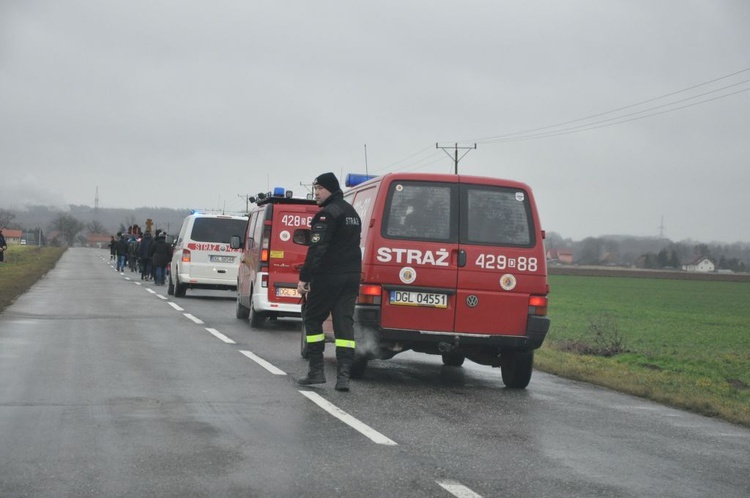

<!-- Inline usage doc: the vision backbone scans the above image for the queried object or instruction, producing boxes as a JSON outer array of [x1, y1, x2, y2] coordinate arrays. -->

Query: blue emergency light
[[345, 173, 378, 187]]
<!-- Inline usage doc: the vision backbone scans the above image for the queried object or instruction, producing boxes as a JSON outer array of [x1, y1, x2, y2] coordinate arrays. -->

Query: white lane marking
[[146, 288, 156, 294], [239, 350, 286, 376], [156, 294, 168, 300], [184, 313, 204, 324], [437, 480, 483, 498], [298, 391, 398, 446], [168, 302, 184, 311], [134, 282, 142, 286], [206, 328, 236, 344]]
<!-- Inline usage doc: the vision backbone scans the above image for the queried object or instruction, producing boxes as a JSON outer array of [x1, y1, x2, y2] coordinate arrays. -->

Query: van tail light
[[357, 284, 382, 305], [261, 274, 268, 288], [181, 249, 191, 263], [528, 295, 548, 316], [260, 226, 271, 265]]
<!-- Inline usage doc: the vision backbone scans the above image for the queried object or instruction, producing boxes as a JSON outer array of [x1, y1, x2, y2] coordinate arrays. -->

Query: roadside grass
[[0, 245, 67, 313], [536, 274, 750, 427]]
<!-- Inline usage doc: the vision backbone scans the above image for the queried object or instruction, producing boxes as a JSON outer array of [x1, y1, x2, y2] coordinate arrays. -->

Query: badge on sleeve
[[311, 234, 321, 243]]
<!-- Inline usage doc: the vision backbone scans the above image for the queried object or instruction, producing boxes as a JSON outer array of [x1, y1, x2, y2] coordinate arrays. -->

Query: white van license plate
[[276, 287, 301, 298], [390, 290, 448, 308], [210, 255, 235, 263]]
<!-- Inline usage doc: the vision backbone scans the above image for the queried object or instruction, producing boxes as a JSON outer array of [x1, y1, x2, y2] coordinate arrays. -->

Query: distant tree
[[0, 209, 16, 228], [575, 237, 604, 265], [668, 250, 681, 269], [50, 214, 85, 246], [87, 220, 106, 234], [656, 249, 669, 268]]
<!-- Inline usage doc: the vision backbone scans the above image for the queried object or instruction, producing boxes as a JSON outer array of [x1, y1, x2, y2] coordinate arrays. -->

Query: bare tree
[[50, 214, 85, 246]]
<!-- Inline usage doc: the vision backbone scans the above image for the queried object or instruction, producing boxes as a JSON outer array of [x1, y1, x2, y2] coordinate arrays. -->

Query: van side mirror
[[230, 235, 243, 250], [293, 229, 312, 246]]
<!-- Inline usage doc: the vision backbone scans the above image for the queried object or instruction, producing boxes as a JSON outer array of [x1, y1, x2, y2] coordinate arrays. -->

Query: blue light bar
[[345, 173, 378, 187], [272, 187, 285, 197]]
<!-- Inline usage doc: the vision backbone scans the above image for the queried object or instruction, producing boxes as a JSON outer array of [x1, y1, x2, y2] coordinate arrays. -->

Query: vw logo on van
[[466, 295, 479, 308]]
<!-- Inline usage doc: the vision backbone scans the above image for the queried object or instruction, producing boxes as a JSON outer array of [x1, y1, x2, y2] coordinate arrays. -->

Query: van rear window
[[382, 181, 534, 247], [383, 182, 456, 242], [462, 186, 534, 247], [191, 218, 248, 243]]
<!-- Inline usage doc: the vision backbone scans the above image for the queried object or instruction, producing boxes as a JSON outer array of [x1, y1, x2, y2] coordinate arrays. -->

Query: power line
[[469, 66, 750, 144]]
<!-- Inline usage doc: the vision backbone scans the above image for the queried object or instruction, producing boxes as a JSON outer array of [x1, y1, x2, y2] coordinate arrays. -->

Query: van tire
[[167, 275, 175, 296], [349, 357, 368, 379], [236, 296, 250, 319], [501, 350, 533, 389], [249, 296, 265, 328], [441, 353, 465, 367], [174, 275, 187, 298]]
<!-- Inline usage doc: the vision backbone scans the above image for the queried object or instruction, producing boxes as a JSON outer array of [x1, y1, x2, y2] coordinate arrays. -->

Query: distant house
[[86, 233, 113, 249], [683, 257, 715, 273], [1, 228, 23, 245], [547, 248, 574, 264]]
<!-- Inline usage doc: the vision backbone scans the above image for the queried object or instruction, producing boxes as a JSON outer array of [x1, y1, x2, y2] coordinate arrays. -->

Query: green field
[[536, 274, 750, 427], [0, 245, 67, 312]]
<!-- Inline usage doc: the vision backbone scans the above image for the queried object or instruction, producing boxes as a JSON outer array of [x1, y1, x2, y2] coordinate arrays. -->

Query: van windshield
[[191, 218, 248, 243], [383, 181, 534, 247]]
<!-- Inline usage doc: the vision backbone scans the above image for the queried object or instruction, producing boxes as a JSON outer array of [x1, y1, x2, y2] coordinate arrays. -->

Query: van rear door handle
[[457, 249, 467, 267]]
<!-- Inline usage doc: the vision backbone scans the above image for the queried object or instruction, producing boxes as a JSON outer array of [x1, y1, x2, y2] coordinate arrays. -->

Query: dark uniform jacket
[[299, 190, 362, 282]]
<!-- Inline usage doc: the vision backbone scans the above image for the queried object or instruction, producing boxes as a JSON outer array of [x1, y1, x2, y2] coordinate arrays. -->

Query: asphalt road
[[1, 248, 748, 498]]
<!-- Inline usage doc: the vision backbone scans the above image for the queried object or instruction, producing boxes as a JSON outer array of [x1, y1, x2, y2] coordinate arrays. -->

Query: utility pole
[[436, 143, 477, 174], [238, 194, 250, 213]]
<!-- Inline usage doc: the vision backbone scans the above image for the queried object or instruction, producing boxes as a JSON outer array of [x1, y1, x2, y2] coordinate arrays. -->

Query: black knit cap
[[313, 172, 340, 193]]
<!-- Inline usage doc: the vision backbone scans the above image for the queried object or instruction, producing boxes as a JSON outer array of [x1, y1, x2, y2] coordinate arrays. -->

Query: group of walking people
[[108, 226, 172, 285]]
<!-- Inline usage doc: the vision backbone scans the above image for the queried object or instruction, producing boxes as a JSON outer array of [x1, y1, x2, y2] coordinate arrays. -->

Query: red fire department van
[[298, 172, 550, 389], [231, 188, 319, 328]]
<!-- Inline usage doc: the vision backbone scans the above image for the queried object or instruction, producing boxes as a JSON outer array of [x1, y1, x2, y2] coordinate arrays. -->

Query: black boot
[[335, 347, 354, 392], [298, 354, 326, 385]]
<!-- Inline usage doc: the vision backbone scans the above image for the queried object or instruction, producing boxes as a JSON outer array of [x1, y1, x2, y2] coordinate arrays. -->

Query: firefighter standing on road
[[297, 172, 362, 392]]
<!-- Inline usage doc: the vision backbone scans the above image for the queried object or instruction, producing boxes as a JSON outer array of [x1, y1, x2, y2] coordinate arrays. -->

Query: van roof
[[347, 172, 532, 191]]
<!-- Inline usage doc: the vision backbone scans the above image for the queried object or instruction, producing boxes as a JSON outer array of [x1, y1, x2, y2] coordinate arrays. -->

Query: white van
[[168, 212, 248, 297]]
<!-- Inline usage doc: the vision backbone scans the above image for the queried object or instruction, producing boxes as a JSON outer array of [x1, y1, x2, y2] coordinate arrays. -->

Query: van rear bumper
[[353, 306, 550, 351]]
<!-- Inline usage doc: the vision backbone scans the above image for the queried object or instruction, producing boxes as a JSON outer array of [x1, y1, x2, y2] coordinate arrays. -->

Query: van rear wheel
[[236, 296, 250, 319], [501, 350, 533, 389], [174, 275, 186, 297], [350, 357, 368, 379], [441, 353, 465, 367], [167, 275, 175, 296], [248, 295, 265, 328]]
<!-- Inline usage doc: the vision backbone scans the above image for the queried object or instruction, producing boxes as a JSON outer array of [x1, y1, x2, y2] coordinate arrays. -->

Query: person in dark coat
[[138, 231, 154, 281], [115, 233, 129, 272], [148, 232, 171, 285], [0, 229, 7, 263], [108, 236, 116, 260], [297, 172, 362, 392]]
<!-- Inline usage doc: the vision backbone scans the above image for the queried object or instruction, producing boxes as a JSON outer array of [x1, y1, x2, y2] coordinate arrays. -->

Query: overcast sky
[[1, 1, 748, 243]]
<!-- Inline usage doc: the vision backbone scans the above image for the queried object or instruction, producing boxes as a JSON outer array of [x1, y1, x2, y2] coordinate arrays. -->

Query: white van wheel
[[174, 275, 187, 298]]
